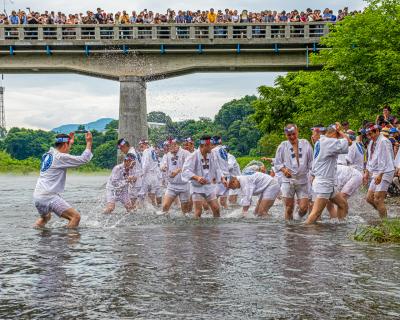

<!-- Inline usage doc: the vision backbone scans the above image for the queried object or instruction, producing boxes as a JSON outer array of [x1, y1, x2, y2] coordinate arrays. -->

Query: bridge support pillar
[[118, 76, 148, 148]]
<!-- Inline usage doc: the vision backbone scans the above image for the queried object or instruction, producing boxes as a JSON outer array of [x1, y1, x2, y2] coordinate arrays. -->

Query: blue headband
[[199, 139, 211, 145], [211, 137, 221, 144], [311, 126, 326, 132], [284, 126, 296, 133], [55, 137, 70, 143]]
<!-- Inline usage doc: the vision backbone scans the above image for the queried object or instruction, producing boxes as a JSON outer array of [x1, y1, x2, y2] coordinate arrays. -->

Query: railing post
[[132, 26, 138, 39], [265, 24, 271, 39], [285, 24, 290, 38], [304, 24, 310, 39], [170, 26, 176, 40], [152, 26, 157, 40], [38, 26, 44, 41], [323, 23, 330, 35], [94, 25, 100, 40], [57, 26, 62, 40], [113, 26, 119, 40], [227, 25, 233, 40], [76, 25, 82, 40], [0, 27, 4, 41], [189, 26, 195, 40], [18, 26, 24, 40], [246, 25, 252, 39], [209, 25, 214, 39]]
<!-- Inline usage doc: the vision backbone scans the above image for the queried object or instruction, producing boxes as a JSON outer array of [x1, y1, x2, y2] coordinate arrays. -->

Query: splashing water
[[0, 174, 399, 319]]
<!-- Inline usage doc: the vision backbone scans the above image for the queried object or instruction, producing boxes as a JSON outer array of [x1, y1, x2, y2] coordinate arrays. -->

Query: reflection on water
[[0, 175, 399, 319]]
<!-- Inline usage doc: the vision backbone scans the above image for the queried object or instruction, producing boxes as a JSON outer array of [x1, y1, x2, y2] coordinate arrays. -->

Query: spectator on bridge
[[129, 11, 137, 23], [207, 8, 217, 23], [95, 8, 105, 24], [9, 10, 20, 24]]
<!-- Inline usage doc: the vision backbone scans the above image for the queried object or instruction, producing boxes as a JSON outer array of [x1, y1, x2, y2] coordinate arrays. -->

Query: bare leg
[[283, 197, 295, 220], [219, 196, 228, 209], [208, 199, 221, 218], [228, 194, 238, 205], [326, 201, 338, 219], [330, 193, 348, 220], [181, 201, 191, 214], [366, 190, 377, 209], [162, 195, 177, 213], [193, 201, 203, 218], [373, 191, 388, 218], [156, 197, 162, 206], [298, 198, 309, 217], [305, 198, 329, 224], [257, 199, 275, 217], [202, 201, 210, 211], [103, 202, 116, 214], [148, 193, 156, 206], [60, 208, 81, 228], [34, 213, 51, 228]]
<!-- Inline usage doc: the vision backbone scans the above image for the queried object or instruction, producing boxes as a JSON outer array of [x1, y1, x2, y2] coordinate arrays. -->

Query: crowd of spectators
[[0, 7, 359, 25]]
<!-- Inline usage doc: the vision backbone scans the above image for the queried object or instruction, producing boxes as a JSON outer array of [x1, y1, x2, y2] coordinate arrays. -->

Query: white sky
[[2, 0, 365, 130]]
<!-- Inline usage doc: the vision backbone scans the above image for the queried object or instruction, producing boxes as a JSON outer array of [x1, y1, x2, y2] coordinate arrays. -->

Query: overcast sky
[[2, 0, 365, 130]]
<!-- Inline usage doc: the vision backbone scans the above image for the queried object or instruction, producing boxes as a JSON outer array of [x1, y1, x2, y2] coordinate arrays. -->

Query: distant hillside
[[52, 118, 114, 133]]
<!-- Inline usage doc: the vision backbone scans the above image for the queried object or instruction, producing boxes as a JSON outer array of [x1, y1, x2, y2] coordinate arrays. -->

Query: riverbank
[[353, 218, 400, 243]]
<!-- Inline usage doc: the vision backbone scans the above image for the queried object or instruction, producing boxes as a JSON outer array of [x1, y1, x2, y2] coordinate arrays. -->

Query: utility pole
[[0, 78, 6, 138]]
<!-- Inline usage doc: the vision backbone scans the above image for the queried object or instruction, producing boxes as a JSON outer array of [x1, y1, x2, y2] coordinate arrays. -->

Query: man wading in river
[[33, 132, 93, 228]]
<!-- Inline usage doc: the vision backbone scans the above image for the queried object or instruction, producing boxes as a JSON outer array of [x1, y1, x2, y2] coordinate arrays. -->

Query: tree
[[214, 95, 257, 129], [147, 111, 172, 124], [93, 141, 117, 169]]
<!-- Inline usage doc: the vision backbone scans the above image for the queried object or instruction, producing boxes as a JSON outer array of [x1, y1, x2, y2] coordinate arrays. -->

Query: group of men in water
[[32, 119, 400, 228]]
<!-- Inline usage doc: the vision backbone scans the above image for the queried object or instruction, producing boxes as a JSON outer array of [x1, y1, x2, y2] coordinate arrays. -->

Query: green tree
[[214, 95, 257, 129], [93, 140, 117, 169], [148, 111, 172, 124]]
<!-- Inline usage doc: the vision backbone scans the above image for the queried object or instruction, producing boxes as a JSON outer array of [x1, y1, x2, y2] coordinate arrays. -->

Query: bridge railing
[[0, 22, 331, 42]]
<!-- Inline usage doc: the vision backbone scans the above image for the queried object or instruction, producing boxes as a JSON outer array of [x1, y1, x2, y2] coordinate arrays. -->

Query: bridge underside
[[0, 51, 321, 81]]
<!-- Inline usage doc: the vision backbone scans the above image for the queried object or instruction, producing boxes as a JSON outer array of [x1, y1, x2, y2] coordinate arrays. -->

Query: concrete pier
[[118, 76, 148, 147]]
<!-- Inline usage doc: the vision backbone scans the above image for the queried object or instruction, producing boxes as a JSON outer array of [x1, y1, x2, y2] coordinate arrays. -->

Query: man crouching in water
[[228, 172, 280, 216], [104, 153, 137, 214], [182, 135, 225, 218], [33, 132, 93, 228]]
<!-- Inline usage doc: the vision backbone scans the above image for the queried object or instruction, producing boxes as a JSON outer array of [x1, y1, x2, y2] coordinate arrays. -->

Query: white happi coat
[[142, 146, 161, 179], [228, 153, 241, 176], [274, 139, 313, 184], [163, 147, 191, 191], [237, 172, 275, 206], [106, 163, 135, 195], [182, 148, 222, 194], [211, 145, 230, 178], [395, 149, 400, 169], [311, 136, 349, 193], [337, 141, 365, 172], [366, 134, 395, 175], [34, 148, 92, 197]]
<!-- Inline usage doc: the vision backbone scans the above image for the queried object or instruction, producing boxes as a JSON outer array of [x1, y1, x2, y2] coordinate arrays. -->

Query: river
[[0, 175, 399, 319]]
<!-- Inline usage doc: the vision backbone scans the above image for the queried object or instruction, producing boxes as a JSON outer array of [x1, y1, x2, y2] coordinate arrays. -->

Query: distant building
[[148, 122, 166, 129]]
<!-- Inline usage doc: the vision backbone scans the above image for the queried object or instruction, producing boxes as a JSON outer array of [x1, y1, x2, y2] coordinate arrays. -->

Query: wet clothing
[[336, 164, 363, 197], [274, 139, 313, 199], [163, 147, 191, 202], [141, 146, 162, 195], [237, 172, 279, 207], [106, 163, 136, 205], [182, 149, 222, 200], [338, 142, 365, 172], [311, 136, 349, 195], [33, 147, 92, 216]]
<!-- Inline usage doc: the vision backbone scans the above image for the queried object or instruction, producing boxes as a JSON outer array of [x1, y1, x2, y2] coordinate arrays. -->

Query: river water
[[0, 175, 399, 319]]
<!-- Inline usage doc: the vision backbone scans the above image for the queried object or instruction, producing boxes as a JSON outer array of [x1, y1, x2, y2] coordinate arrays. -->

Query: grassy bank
[[0, 151, 108, 175], [236, 157, 272, 170], [353, 219, 400, 243]]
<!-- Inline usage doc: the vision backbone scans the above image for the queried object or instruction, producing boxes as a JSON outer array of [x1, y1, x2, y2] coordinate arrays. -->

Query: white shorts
[[339, 171, 363, 196], [192, 191, 217, 202], [313, 190, 337, 201], [106, 189, 131, 206], [281, 182, 309, 199], [216, 183, 229, 197], [34, 195, 72, 217], [143, 174, 162, 195], [229, 188, 240, 196], [259, 180, 281, 200], [369, 171, 395, 193], [165, 185, 190, 203]]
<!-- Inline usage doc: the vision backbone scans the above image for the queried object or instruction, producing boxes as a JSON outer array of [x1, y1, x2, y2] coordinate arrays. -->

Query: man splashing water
[[33, 132, 93, 228]]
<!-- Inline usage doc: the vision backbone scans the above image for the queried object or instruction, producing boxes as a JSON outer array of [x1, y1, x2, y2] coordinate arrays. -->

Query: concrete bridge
[[0, 22, 331, 145]]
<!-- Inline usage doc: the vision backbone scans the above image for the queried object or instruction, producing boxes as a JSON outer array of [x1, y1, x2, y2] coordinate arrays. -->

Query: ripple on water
[[0, 174, 400, 319]]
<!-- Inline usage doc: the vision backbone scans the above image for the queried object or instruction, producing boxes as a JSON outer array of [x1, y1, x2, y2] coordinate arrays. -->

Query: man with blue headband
[[182, 135, 223, 218], [33, 132, 93, 228]]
